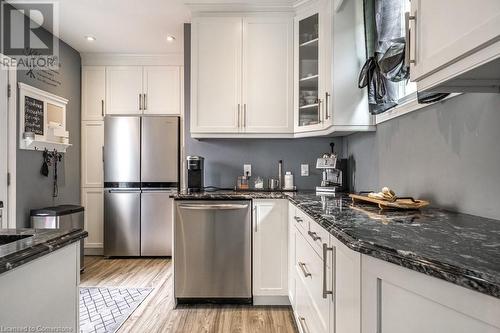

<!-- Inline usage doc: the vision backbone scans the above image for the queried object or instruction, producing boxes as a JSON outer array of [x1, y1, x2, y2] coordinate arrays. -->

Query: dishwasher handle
[[179, 203, 249, 210]]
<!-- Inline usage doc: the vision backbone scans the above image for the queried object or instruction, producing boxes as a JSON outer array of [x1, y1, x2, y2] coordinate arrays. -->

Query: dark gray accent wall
[[183, 24, 340, 190], [345, 93, 500, 220], [15, 24, 81, 226]]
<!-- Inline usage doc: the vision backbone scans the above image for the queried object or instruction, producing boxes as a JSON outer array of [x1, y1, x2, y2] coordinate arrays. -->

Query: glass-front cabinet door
[[295, 1, 333, 133], [297, 13, 321, 131]]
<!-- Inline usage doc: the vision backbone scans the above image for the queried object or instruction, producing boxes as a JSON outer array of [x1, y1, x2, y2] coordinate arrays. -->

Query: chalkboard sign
[[24, 96, 44, 135]]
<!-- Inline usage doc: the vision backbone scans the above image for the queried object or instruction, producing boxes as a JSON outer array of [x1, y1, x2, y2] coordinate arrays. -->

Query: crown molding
[[186, 2, 295, 13], [81, 53, 184, 66]]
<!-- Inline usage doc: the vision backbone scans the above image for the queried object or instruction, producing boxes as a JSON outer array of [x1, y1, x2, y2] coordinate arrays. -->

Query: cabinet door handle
[[243, 104, 247, 128], [102, 146, 105, 164], [293, 216, 302, 223], [298, 317, 310, 333], [405, 12, 417, 66], [298, 262, 312, 278], [237, 104, 241, 128], [144, 93, 147, 111], [318, 99, 322, 123], [308, 230, 321, 242], [139, 94, 142, 110], [253, 206, 258, 232], [325, 92, 330, 120], [322, 243, 334, 299], [101, 99, 104, 117]]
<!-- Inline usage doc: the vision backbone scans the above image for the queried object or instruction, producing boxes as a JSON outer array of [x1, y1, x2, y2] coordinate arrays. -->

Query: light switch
[[301, 164, 309, 176], [244, 164, 252, 177]]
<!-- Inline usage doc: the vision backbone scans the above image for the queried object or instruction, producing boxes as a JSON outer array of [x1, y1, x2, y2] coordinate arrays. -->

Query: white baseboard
[[84, 248, 103, 256], [253, 295, 291, 306]]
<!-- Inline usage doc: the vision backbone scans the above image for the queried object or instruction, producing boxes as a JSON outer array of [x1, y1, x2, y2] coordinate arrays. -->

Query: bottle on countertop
[[284, 171, 294, 190]]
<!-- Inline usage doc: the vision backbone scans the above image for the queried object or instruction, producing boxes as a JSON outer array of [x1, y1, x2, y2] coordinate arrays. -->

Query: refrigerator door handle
[[107, 189, 141, 193]]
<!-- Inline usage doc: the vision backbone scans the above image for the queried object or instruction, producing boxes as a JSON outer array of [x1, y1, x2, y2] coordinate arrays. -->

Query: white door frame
[[1, 54, 17, 228]]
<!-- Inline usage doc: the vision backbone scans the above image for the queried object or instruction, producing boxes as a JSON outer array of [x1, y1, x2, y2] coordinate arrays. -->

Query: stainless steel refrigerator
[[103, 116, 179, 257]]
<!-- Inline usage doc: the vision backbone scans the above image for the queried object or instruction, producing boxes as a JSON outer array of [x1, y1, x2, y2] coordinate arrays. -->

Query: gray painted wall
[[15, 22, 81, 226], [345, 93, 500, 220], [183, 24, 340, 190]]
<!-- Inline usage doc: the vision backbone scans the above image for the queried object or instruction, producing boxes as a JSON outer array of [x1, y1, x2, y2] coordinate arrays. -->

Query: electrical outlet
[[244, 164, 252, 177], [301, 164, 309, 176]]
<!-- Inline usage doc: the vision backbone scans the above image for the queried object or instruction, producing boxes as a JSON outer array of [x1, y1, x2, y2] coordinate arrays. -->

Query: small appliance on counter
[[187, 156, 204, 193], [316, 143, 347, 193]]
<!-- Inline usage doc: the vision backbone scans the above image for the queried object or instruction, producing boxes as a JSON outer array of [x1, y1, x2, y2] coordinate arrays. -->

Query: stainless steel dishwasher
[[174, 200, 252, 303]]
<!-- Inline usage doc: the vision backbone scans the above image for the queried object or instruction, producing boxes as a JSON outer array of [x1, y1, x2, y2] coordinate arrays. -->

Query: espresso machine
[[316, 143, 345, 193]]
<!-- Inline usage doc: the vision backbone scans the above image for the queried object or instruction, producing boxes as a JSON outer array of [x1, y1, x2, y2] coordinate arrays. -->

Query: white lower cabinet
[[289, 202, 333, 333], [288, 202, 297, 307], [295, 224, 332, 333], [332, 236, 361, 333], [81, 188, 104, 251], [0, 243, 80, 329], [289, 203, 499, 333], [253, 199, 288, 304], [361, 255, 500, 333]]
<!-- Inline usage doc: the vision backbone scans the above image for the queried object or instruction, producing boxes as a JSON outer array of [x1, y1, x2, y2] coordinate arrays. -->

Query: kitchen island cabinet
[[0, 229, 86, 329]]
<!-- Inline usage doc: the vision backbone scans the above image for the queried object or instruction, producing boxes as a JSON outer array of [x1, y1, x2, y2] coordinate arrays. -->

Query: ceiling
[[10, 0, 192, 54], [8, 0, 298, 54]]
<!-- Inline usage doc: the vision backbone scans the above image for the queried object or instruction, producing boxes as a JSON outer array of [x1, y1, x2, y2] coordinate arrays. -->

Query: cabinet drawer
[[294, 206, 330, 260], [291, 204, 308, 235], [307, 219, 330, 259], [295, 231, 331, 333]]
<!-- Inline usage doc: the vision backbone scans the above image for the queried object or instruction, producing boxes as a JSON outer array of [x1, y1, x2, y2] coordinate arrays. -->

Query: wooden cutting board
[[349, 194, 430, 210]]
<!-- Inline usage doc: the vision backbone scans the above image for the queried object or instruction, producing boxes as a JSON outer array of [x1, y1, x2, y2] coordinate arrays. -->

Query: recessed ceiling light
[[85, 35, 96, 42], [166, 35, 176, 42]]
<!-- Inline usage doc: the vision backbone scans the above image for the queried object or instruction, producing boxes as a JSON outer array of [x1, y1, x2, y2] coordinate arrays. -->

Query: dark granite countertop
[[0, 228, 88, 274], [173, 190, 500, 298]]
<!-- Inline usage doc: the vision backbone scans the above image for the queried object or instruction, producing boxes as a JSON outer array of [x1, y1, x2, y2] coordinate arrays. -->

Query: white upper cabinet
[[143, 66, 181, 115], [106, 66, 182, 115], [253, 199, 288, 299], [190, 3, 373, 138], [191, 17, 242, 134], [409, 0, 500, 92], [295, 9, 325, 133], [242, 17, 293, 133], [191, 15, 294, 137], [106, 66, 143, 115], [294, 0, 373, 136], [82, 66, 105, 121]]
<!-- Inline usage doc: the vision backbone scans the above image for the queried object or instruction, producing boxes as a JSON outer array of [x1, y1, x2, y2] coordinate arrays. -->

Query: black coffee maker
[[187, 156, 204, 193]]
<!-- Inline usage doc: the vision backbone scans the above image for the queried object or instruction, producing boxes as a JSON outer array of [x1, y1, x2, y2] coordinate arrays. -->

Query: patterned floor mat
[[80, 287, 153, 333]]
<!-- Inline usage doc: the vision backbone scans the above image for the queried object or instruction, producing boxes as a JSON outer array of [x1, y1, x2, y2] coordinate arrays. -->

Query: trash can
[[31, 205, 85, 272]]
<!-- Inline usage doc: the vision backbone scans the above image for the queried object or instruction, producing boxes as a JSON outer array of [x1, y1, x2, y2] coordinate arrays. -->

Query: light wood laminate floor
[[81, 256, 297, 333]]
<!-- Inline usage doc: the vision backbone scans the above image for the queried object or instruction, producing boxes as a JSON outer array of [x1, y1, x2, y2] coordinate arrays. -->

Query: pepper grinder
[[278, 160, 283, 190]]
